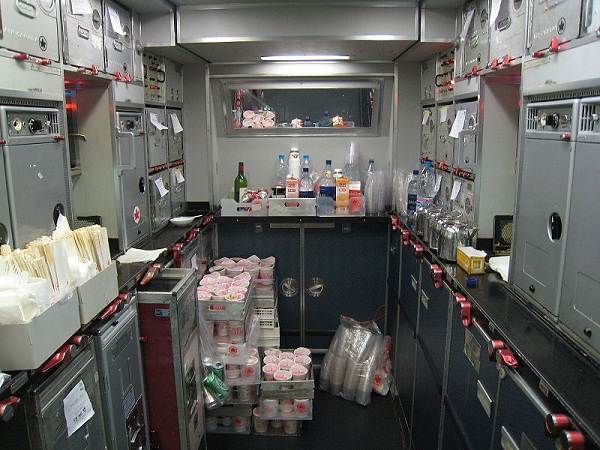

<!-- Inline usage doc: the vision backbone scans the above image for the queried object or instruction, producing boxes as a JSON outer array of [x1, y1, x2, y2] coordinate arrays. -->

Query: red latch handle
[[0, 396, 20, 422], [39, 344, 75, 373], [14, 53, 29, 60], [113, 71, 122, 80], [400, 226, 410, 246], [502, 55, 511, 66], [69, 335, 90, 349], [140, 263, 162, 286], [545, 414, 571, 437], [533, 50, 546, 58], [458, 300, 472, 327], [496, 348, 518, 368], [559, 430, 585, 450], [124, 73, 131, 82], [99, 297, 125, 320], [487, 339, 505, 360], [549, 37, 560, 53], [560, 133, 571, 140], [54, 135, 65, 141], [202, 214, 214, 226], [390, 214, 400, 231], [453, 292, 466, 304], [430, 264, 443, 288], [491, 59, 499, 70]]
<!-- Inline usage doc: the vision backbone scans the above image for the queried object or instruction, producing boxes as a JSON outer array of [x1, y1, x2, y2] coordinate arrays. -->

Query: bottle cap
[[279, 154, 285, 158], [326, 159, 332, 164], [466, 278, 478, 288]]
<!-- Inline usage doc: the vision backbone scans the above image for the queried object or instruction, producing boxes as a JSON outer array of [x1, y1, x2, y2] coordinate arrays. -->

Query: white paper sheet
[[70, 0, 93, 15], [422, 111, 431, 125], [170, 113, 184, 133], [107, 6, 124, 35], [490, 0, 502, 26], [149, 113, 168, 131], [174, 169, 185, 184], [439, 106, 448, 123], [154, 178, 169, 197], [460, 9, 475, 41], [63, 380, 95, 437], [116, 248, 166, 263], [451, 180, 462, 201], [450, 110, 467, 138], [435, 175, 443, 194]]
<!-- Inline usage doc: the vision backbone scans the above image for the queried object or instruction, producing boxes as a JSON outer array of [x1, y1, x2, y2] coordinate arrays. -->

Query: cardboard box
[[456, 246, 486, 275], [0, 290, 80, 370], [76, 263, 119, 324]]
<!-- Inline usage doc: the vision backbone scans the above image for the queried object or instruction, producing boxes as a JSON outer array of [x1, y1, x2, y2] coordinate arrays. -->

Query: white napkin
[[117, 248, 166, 264], [489, 256, 510, 282]]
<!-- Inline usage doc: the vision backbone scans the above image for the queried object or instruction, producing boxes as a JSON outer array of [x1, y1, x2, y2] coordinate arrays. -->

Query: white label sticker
[[63, 380, 95, 437], [170, 113, 183, 134], [439, 106, 448, 123], [422, 110, 431, 125], [451, 180, 462, 201], [490, 0, 502, 26], [70, 0, 93, 15], [460, 9, 475, 40], [149, 113, 168, 131], [37, 172, 44, 179], [450, 110, 467, 138], [154, 177, 169, 197], [91, 34, 102, 50], [175, 170, 185, 184], [107, 6, 124, 35]]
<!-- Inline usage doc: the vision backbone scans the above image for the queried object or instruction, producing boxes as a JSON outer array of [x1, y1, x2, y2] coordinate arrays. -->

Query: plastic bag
[[320, 315, 384, 406], [198, 315, 231, 410], [372, 335, 392, 396]]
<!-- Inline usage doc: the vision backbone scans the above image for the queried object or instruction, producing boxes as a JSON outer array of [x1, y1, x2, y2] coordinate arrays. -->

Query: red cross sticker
[[133, 206, 141, 224]]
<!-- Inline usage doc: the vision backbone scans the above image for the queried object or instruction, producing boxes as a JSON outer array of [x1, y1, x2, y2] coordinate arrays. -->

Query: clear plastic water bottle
[[343, 142, 360, 182], [407, 170, 419, 226], [299, 167, 314, 198], [274, 154, 288, 185], [319, 110, 333, 127], [363, 158, 375, 190], [301, 154, 313, 175], [417, 160, 436, 208], [319, 160, 335, 198]]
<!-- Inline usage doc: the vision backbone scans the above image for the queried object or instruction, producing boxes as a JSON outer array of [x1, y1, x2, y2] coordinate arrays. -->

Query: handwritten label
[[70, 0, 93, 15], [439, 106, 449, 123], [149, 113, 168, 131], [450, 110, 466, 138], [422, 110, 430, 125], [174, 169, 185, 184], [451, 180, 462, 201], [107, 6, 124, 35], [170, 113, 183, 133], [63, 380, 95, 437]]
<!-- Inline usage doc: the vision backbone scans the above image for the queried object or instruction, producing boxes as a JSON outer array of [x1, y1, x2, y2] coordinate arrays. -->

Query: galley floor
[[205, 371, 409, 450]]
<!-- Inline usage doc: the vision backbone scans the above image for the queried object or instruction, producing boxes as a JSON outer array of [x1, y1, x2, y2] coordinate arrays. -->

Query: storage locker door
[[412, 341, 442, 450], [560, 141, 600, 357], [528, 0, 583, 53], [395, 303, 417, 431], [512, 138, 572, 316], [399, 241, 422, 331]]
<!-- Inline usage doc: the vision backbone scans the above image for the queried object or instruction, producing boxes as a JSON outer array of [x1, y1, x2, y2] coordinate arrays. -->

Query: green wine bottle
[[234, 161, 248, 202]]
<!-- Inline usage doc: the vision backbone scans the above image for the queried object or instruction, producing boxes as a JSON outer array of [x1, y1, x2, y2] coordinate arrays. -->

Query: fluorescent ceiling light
[[261, 55, 350, 61]]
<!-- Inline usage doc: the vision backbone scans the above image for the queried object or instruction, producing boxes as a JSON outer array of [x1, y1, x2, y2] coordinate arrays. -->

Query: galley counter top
[[401, 219, 600, 446]]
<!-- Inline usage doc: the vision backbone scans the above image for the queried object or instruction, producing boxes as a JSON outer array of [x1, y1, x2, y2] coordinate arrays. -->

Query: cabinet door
[[418, 259, 452, 385], [412, 341, 442, 450], [560, 141, 600, 357], [512, 138, 573, 316], [395, 304, 417, 436], [304, 221, 388, 349], [400, 240, 422, 331], [446, 310, 498, 450], [493, 367, 561, 450], [442, 398, 470, 450], [216, 222, 302, 348], [388, 227, 402, 298]]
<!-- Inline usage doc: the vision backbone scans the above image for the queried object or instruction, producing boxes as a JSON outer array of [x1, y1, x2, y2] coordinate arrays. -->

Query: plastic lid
[[466, 278, 478, 287], [303, 154, 309, 159], [326, 159, 332, 164], [424, 161, 432, 166], [413, 170, 419, 175], [324, 109, 329, 115], [368, 158, 375, 163], [303, 167, 309, 172], [279, 154, 285, 158]]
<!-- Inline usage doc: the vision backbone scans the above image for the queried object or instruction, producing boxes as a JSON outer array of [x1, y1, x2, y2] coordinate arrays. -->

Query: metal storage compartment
[[512, 99, 578, 317], [421, 105, 437, 162], [461, 0, 491, 75], [137, 268, 204, 450], [489, 0, 526, 62], [61, 0, 105, 71], [149, 167, 172, 233], [103, 0, 134, 77], [170, 163, 186, 217], [146, 106, 168, 168], [167, 108, 184, 162], [527, 0, 582, 54], [421, 54, 437, 104]]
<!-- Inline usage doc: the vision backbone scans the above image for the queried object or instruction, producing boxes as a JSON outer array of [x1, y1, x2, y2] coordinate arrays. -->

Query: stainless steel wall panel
[[421, 55, 437, 104], [0, 52, 64, 100], [528, 0, 582, 53]]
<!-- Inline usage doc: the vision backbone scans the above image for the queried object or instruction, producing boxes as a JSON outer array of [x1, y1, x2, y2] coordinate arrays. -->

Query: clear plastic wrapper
[[320, 315, 384, 406]]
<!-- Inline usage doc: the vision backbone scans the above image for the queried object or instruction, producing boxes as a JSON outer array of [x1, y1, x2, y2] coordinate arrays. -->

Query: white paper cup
[[260, 398, 279, 418], [284, 419, 299, 434], [206, 416, 218, 431], [237, 385, 252, 401], [228, 320, 244, 344], [258, 266, 274, 279], [293, 347, 311, 357], [215, 321, 229, 336], [243, 356, 259, 379], [294, 398, 310, 418], [294, 355, 312, 370], [252, 407, 268, 433], [291, 364, 308, 381], [263, 355, 280, 365], [220, 416, 232, 427], [274, 370, 293, 382], [262, 363, 278, 381], [233, 415, 248, 433], [279, 398, 294, 413], [226, 364, 241, 379], [278, 358, 295, 371], [280, 351, 295, 360], [270, 419, 283, 428]]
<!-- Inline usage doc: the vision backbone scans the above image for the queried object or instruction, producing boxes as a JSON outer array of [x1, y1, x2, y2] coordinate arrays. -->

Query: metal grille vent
[[48, 112, 60, 135], [0, 97, 60, 109], [528, 88, 600, 103], [580, 103, 598, 133], [526, 107, 539, 131]]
